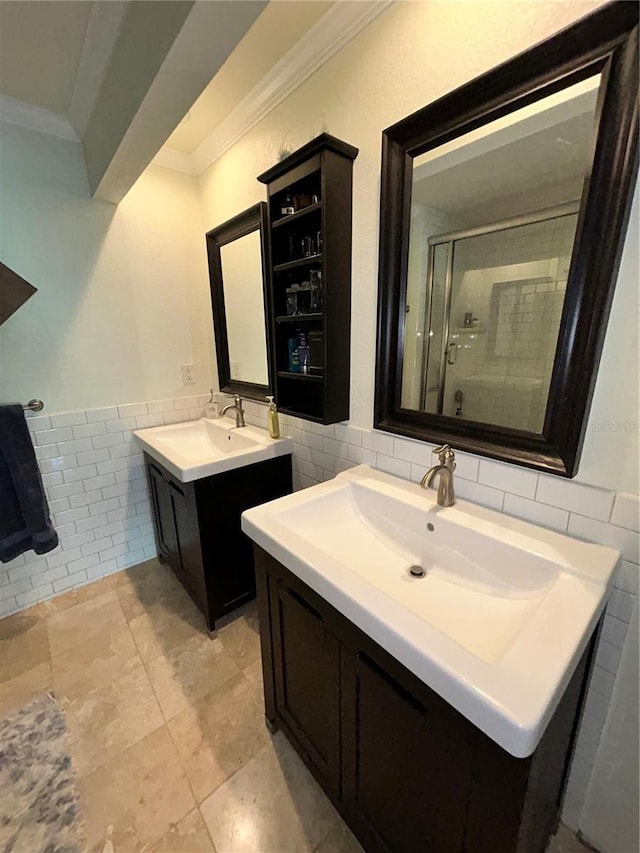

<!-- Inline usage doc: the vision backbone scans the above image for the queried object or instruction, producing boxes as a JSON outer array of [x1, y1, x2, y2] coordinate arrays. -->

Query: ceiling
[[0, 0, 386, 197], [0, 1, 93, 115], [166, 1, 334, 155], [413, 99, 598, 228]]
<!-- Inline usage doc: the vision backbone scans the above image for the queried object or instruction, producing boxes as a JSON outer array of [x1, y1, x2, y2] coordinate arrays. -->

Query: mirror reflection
[[402, 75, 601, 434], [220, 230, 269, 386]]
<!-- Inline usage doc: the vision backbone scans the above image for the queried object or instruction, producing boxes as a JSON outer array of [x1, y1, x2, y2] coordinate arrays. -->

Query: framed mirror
[[206, 202, 273, 400], [375, 2, 638, 477]]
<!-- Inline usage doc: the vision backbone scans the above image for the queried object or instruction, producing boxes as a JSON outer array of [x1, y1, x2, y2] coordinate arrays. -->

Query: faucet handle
[[433, 444, 455, 465]]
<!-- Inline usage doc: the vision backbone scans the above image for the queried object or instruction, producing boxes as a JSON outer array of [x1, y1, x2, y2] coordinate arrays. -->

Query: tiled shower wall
[[2, 396, 637, 830], [0, 395, 212, 618]]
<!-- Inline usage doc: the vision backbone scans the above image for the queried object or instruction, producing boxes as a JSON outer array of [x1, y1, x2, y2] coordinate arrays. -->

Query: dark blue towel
[[0, 404, 58, 562]]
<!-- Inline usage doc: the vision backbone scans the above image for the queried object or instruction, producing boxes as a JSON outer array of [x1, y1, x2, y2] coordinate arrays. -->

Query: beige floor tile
[[314, 820, 365, 853], [44, 570, 130, 615], [218, 604, 262, 671], [0, 661, 52, 718], [146, 633, 241, 721], [63, 664, 164, 776], [78, 726, 195, 852], [243, 656, 265, 691], [51, 620, 141, 701], [151, 808, 215, 852], [547, 824, 591, 853], [116, 561, 193, 623], [0, 606, 50, 682], [129, 598, 206, 663], [47, 591, 127, 658], [200, 732, 341, 853], [167, 670, 269, 802]]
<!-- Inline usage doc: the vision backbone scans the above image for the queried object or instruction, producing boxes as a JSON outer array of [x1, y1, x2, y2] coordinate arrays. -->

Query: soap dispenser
[[266, 396, 280, 439]]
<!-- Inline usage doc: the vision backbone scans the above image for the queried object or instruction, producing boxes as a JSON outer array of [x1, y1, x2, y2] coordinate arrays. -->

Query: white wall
[[581, 601, 639, 852], [0, 121, 214, 411]]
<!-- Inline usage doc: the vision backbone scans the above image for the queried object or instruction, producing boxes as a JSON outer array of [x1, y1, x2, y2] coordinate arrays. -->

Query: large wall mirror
[[376, 3, 638, 476], [206, 203, 273, 400]]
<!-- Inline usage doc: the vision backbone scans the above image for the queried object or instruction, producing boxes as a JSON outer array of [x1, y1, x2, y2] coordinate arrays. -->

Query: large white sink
[[134, 417, 292, 482], [241, 464, 619, 757]]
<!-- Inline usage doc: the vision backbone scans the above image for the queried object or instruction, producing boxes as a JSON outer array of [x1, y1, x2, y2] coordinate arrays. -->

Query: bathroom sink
[[134, 417, 292, 482], [241, 464, 619, 757]]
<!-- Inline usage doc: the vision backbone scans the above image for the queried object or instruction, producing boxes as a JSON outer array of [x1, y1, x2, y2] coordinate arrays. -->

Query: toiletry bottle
[[288, 336, 300, 372], [266, 396, 280, 439], [281, 193, 294, 216], [297, 329, 309, 374]]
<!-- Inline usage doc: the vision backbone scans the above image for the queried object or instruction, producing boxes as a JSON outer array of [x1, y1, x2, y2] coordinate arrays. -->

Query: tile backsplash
[[1, 395, 637, 833], [0, 394, 212, 618]]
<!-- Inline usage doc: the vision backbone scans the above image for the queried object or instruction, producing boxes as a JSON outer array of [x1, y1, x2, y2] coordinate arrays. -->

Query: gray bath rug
[[0, 692, 85, 853]]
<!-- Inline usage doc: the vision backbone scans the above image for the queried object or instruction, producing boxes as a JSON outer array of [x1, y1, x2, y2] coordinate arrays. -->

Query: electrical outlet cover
[[182, 364, 195, 384]]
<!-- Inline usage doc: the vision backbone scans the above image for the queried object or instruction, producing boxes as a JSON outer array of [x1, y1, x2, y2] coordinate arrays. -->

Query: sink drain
[[408, 565, 426, 578]]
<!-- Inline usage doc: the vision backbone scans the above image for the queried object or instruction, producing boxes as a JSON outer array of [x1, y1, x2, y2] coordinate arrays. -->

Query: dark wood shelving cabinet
[[255, 547, 594, 853], [258, 133, 358, 424]]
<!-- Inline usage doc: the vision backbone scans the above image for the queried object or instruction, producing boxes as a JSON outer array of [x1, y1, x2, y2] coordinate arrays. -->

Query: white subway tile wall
[[0, 395, 211, 616], [1, 395, 637, 832]]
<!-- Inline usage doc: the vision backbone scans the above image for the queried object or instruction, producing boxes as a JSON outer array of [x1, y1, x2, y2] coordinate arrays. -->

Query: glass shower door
[[419, 211, 578, 432]]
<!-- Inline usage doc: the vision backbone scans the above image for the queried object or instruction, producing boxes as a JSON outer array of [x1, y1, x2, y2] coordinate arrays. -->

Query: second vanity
[[135, 416, 292, 632], [241, 465, 619, 853]]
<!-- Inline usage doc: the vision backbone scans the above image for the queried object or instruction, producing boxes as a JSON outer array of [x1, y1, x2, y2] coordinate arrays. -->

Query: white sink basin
[[134, 417, 292, 482], [241, 464, 619, 757]]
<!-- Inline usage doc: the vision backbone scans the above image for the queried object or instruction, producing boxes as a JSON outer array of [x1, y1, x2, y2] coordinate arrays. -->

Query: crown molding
[[153, 0, 393, 177], [152, 146, 199, 176], [0, 95, 79, 142]]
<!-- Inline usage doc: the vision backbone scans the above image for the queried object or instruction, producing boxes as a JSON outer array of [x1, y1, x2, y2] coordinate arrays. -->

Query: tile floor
[[0, 559, 591, 853]]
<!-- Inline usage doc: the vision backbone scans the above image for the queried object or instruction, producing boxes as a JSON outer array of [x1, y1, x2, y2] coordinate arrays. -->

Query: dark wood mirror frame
[[375, 2, 638, 477], [206, 202, 274, 401]]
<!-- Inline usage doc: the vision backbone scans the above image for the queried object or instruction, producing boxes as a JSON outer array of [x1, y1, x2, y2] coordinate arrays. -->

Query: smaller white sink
[[242, 464, 620, 757], [134, 417, 292, 482]]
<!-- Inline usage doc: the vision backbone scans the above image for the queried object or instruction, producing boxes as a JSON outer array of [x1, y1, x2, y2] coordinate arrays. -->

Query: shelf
[[272, 202, 322, 229], [274, 255, 322, 273], [278, 407, 325, 423], [275, 313, 323, 324], [277, 370, 324, 382], [261, 133, 357, 425]]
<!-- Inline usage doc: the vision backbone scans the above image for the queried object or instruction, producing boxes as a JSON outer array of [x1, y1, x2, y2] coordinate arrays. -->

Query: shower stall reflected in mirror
[[406, 205, 579, 433]]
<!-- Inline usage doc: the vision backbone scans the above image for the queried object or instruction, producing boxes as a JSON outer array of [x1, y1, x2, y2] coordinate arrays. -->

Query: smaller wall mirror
[[206, 203, 273, 400]]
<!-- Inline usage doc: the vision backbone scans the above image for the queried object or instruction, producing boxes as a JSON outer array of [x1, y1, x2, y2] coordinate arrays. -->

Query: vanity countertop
[[134, 417, 292, 483]]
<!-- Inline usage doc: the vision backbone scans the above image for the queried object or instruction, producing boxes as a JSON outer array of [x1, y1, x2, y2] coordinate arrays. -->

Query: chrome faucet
[[420, 445, 456, 506], [220, 394, 245, 428]]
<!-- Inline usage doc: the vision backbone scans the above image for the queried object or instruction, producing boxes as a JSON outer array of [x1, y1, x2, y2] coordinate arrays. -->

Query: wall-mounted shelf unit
[[258, 133, 358, 424]]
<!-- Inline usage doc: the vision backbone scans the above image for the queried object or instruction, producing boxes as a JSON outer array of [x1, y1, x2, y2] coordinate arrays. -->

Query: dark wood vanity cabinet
[[257, 133, 358, 425], [255, 547, 592, 853], [145, 454, 292, 631]]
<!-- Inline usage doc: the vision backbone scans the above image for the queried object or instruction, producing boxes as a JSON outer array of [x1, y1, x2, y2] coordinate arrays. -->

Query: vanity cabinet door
[[167, 479, 207, 607], [147, 461, 177, 562], [271, 578, 341, 797], [341, 651, 476, 853]]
